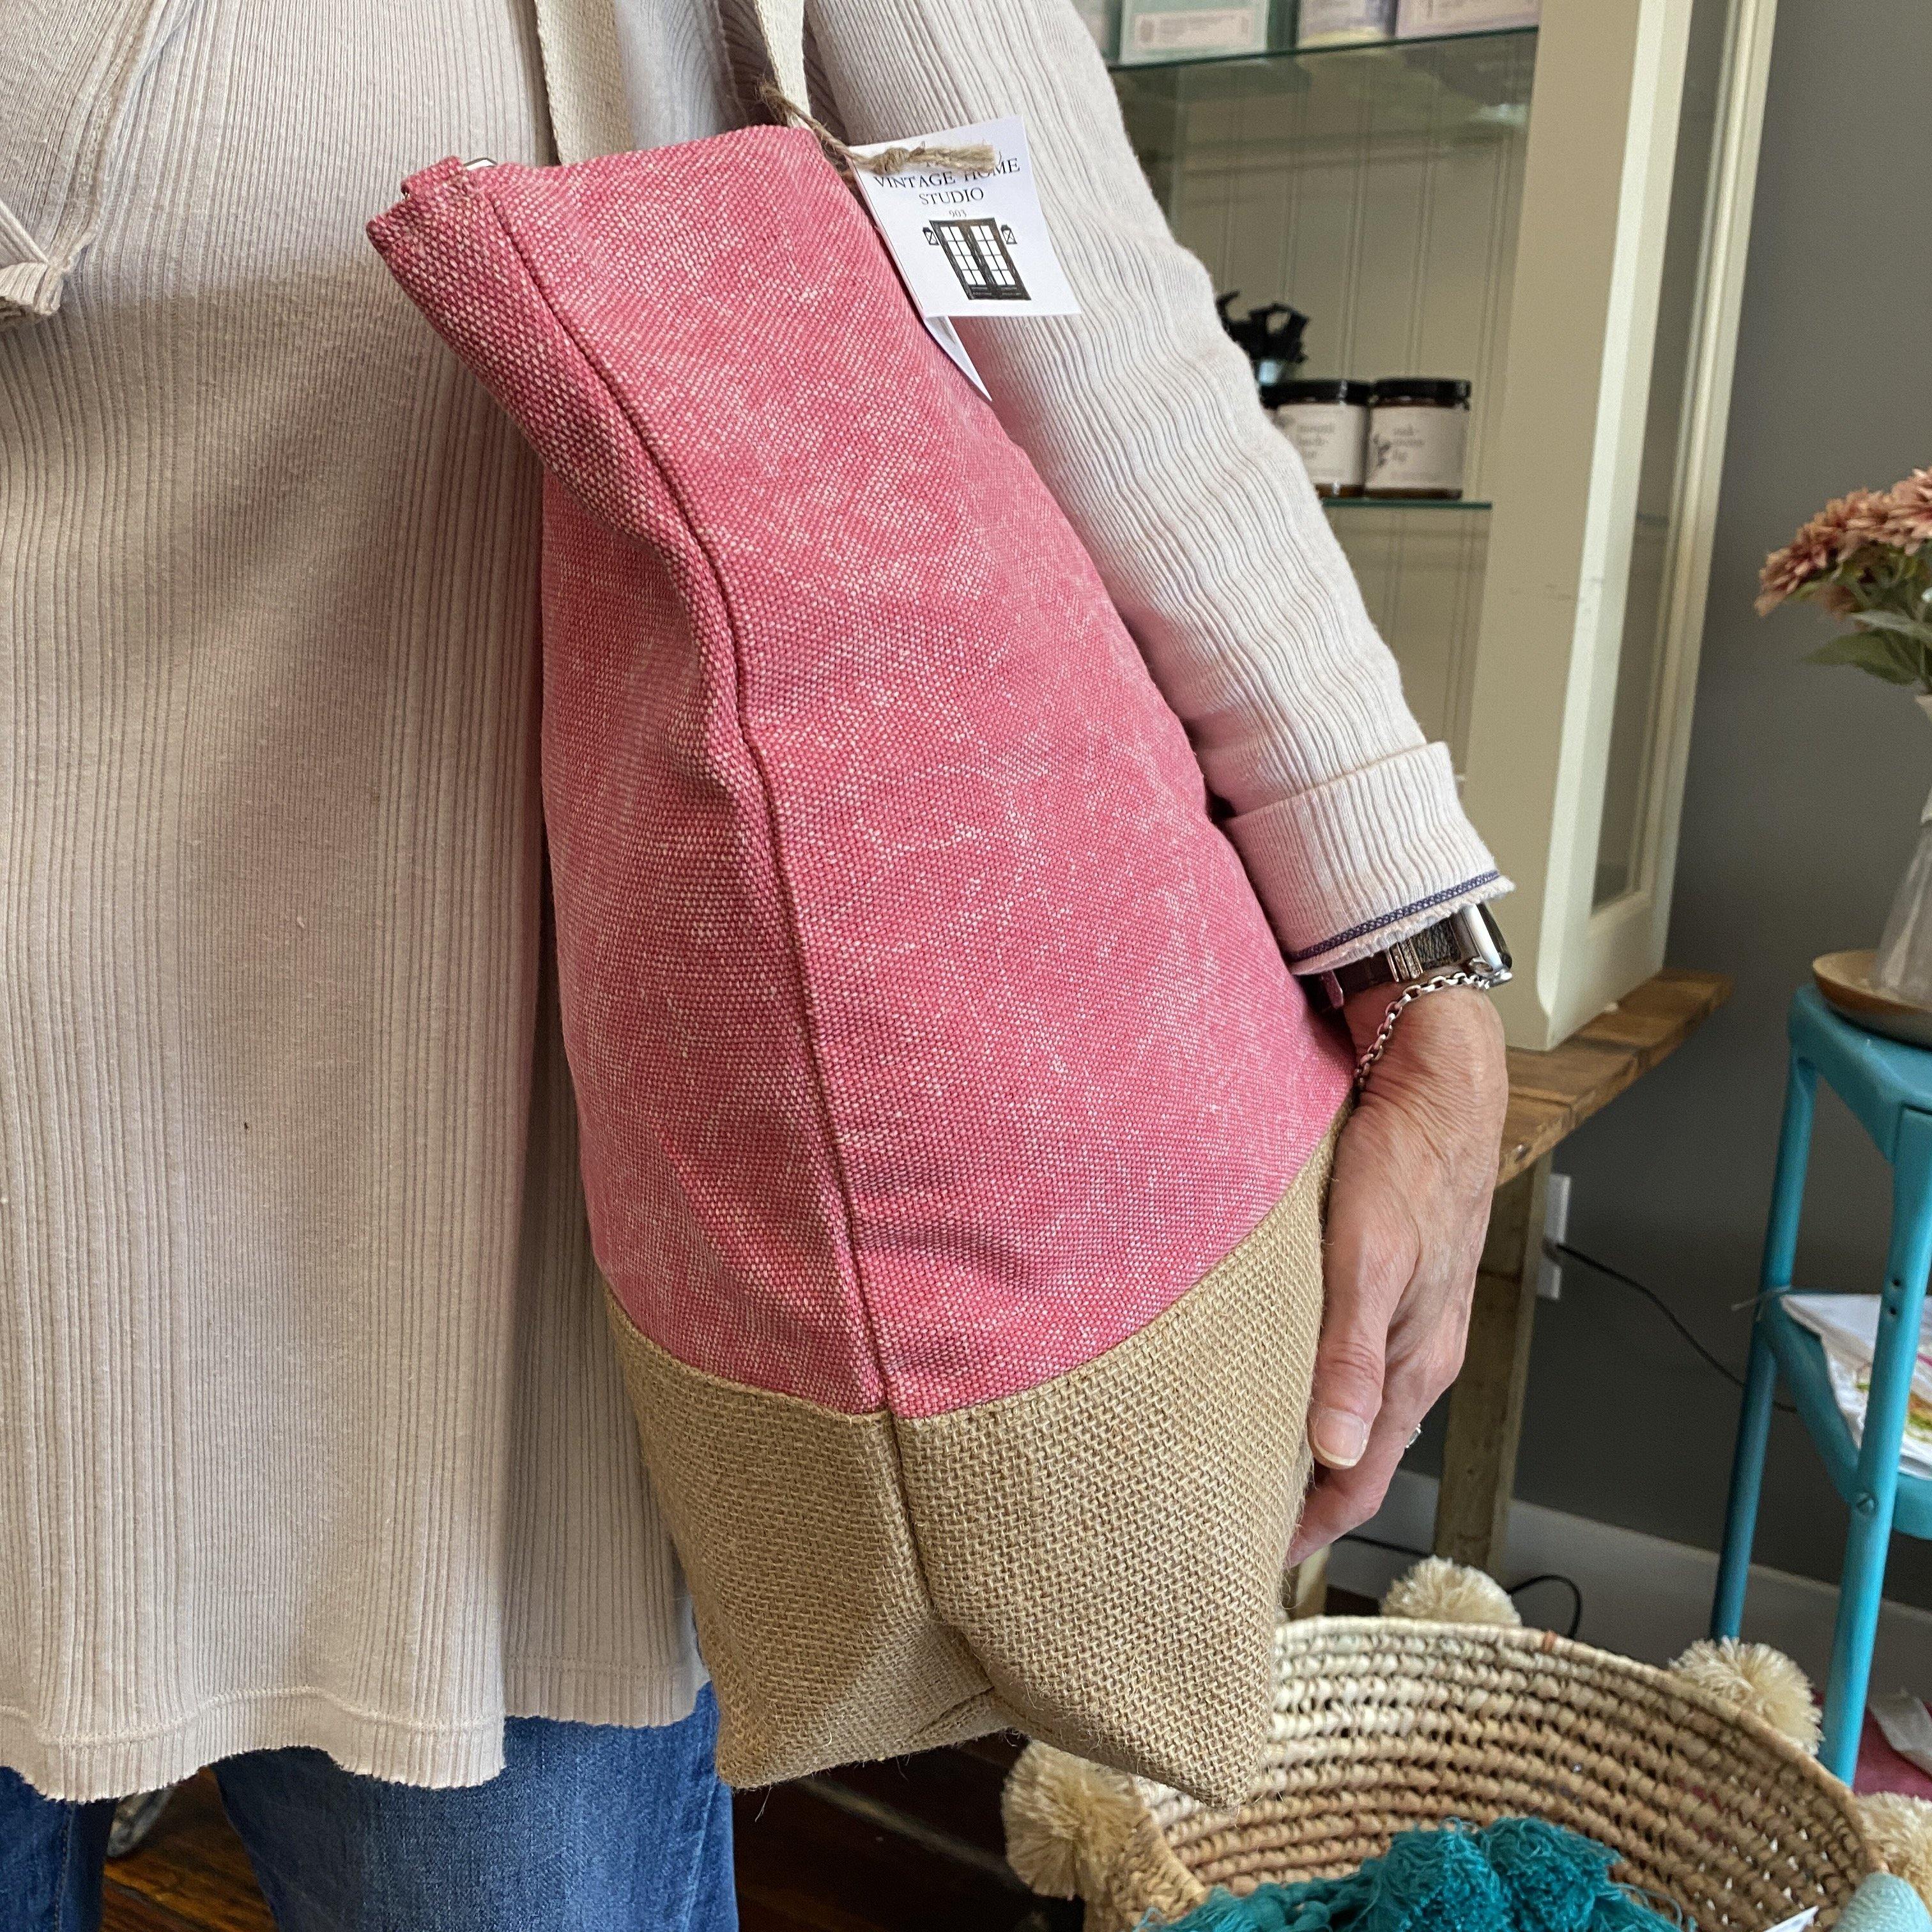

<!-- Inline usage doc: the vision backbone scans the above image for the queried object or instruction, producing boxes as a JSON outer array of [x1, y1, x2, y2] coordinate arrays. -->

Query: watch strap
[[1305, 903, 1510, 1013]]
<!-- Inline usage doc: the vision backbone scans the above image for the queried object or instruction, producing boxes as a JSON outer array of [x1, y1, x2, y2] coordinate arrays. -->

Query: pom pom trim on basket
[[1671, 1637, 1824, 1754], [1380, 1556, 1522, 1630], [1005, 1614, 1899, 1932]]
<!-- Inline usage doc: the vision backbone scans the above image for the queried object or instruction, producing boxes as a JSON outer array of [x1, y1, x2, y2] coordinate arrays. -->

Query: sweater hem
[[0, 1658, 708, 1804]]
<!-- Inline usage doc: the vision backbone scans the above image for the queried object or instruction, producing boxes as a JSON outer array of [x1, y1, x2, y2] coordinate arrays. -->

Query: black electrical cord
[[1338, 1532, 1584, 1638], [1331, 1238, 1787, 1646], [1506, 1571, 1585, 1640], [1328, 1235, 1798, 1645], [1549, 1239, 1797, 1415], [1341, 1530, 1432, 1563]]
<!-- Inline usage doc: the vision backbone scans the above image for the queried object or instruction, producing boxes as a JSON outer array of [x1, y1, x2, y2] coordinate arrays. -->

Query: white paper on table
[[1816, 1338, 1932, 1476], [1783, 1293, 1932, 1400], [1872, 1690, 1932, 1776]]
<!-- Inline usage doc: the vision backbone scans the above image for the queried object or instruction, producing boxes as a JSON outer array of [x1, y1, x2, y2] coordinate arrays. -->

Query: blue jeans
[[0, 1692, 735, 1931]]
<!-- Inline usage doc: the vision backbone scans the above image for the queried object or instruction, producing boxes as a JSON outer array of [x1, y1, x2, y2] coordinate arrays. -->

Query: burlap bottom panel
[[604, 1130, 1333, 1806]]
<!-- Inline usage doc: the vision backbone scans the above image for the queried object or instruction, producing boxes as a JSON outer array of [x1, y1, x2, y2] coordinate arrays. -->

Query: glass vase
[[1871, 694, 1932, 1009]]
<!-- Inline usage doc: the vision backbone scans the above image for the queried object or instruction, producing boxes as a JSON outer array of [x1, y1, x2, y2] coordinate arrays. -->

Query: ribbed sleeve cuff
[[1225, 742, 1511, 974], [0, 259, 67, 330]]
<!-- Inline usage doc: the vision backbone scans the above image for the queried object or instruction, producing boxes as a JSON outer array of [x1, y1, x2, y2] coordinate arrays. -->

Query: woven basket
[[1005, 1602, 1918, 1932]]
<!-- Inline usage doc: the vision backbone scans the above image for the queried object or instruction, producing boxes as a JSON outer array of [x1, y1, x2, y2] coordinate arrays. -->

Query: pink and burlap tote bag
[[368, 4, 1352, 1807]]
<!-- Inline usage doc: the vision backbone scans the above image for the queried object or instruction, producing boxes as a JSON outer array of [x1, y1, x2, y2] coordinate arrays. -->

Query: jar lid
[[1275, 378, 1372, 405], [1372, 377, 1471, 405]]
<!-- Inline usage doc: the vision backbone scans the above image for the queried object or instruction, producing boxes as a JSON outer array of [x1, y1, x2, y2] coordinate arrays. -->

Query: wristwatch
[[1303, 902, 1512, 1014]]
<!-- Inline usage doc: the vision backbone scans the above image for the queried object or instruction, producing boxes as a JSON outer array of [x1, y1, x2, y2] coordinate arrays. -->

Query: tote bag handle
[[749, 0, 809, 114], [537, 1, 811, 164]]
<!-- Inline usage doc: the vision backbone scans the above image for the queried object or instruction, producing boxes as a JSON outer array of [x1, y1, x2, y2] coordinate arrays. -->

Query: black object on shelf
[[1371, 375, 1473, 406], [1252, 304, 1312, 397], [1215, 292, 1311, 399]]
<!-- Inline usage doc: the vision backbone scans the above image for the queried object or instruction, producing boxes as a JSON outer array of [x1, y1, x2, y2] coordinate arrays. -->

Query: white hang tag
[[917, 314, 990, 399], [848, 116, 1080, 321], [1763, 1909, 1820, 1932]]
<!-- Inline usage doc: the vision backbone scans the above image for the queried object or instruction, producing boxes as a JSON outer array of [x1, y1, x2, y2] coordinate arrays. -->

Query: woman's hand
[[1287, 983, 1508, 1567]]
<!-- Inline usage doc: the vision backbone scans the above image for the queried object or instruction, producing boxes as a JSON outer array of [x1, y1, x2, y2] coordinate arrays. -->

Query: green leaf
[[1805, 634, 1924, 684], [1846, 608, 1932, 643]]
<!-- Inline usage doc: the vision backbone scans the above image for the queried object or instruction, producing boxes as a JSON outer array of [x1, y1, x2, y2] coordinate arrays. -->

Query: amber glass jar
[[1273, 378, 1372, 497], [1365, 378, 1471, 499]]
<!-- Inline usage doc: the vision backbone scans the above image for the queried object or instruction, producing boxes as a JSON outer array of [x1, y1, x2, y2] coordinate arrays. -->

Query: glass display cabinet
[[1108, 0, 1777, 1047]]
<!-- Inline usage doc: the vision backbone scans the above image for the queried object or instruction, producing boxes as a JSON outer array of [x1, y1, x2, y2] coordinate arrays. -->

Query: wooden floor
[[100, 1738, 1078, 1932]]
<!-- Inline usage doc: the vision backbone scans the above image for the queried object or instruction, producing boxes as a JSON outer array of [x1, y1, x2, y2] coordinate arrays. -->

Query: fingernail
[[1311, 1408, 1369, 1469]]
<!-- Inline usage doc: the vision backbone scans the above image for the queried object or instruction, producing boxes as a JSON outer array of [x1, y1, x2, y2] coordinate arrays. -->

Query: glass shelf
[[1107, 26, 1535, 77], [1101, 0, 1775, 1039], [1115, 26, 1531, 763], [1322, 496, 1491, 511], [1112, 29, 1538, 241]]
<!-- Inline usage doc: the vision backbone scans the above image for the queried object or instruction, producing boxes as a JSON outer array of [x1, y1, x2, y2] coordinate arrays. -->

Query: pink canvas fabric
[[369, 128, 1352, 1414], [369, 119, 1356, 1800], [369, 126, 1351, 1420]]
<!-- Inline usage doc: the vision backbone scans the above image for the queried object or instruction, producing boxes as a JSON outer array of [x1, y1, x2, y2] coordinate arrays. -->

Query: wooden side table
[[1431, 968, 1730, 1572]]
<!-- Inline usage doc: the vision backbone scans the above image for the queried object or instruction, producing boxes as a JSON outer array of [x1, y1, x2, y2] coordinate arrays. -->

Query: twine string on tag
[[758, 84, 998, 180]]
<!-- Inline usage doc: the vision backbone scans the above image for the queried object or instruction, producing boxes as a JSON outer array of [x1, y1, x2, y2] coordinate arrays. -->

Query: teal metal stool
[[1713, 985, 1932, 1782]]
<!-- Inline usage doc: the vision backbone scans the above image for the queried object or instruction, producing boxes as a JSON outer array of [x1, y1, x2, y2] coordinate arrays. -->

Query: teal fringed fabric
[[1165, 1819, 1681, 1932]]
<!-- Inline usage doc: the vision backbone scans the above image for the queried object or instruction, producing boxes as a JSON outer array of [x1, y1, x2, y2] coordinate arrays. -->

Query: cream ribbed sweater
[[1, 0, 1502, 1800]]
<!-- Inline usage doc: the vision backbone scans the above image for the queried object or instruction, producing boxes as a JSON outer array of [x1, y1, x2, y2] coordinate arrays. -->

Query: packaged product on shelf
[[1365, 378, 1470, 498], [1395, 0, 1539, 37], [1274, 378, 1370, 497], [1117, 0, 1270, 63], [1073, 0, 1121, 57], [1296, 0, 1397, 47]]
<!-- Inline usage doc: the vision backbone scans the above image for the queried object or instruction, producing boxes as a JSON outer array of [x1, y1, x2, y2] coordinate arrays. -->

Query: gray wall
[[1453, 0, 1932, 1605]]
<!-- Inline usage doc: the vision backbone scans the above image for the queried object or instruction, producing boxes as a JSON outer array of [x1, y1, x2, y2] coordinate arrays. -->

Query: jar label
[[1366, 402, 1468, 494], [1298, 0, 1398, 42], [1275, 401, 1368, 488], [1121, 1, 1269, 56], [1395, 0, 1540, 38]]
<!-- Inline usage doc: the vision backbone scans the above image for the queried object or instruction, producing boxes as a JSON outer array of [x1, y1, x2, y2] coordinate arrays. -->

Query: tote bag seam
[[475, 178, 923, 1461]]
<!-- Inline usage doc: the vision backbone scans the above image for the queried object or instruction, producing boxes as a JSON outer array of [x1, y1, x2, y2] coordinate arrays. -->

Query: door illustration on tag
[[922, 218, 1030, 302]]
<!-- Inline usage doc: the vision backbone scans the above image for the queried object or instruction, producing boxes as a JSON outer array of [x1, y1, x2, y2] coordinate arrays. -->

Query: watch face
[[1478, 904, 1512, 974], [1455, 903, 1509, 974]]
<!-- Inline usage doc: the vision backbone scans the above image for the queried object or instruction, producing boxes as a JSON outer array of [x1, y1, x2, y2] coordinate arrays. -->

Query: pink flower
[[1883, 467, 1932, 549], [1836, 487, 1897, 549], [1756, 518, 1836, 613], [1756, 546, 1816, 615], [1755, 488, 1892, 613]]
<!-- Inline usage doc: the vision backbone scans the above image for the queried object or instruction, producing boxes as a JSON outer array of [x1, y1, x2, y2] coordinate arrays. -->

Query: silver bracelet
[[1351, 967, 1506, 1091]]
